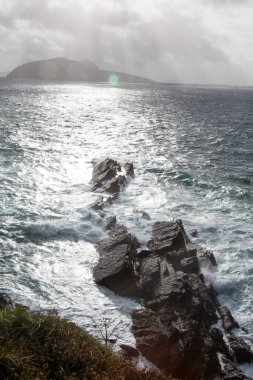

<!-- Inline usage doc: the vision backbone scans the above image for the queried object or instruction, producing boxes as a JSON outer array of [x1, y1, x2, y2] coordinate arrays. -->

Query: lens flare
[[108, 74, 119, 86]]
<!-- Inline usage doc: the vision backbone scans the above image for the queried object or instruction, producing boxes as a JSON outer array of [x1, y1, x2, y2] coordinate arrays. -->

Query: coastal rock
[[190, 229, 198, 237], [120, 344, 139, 358], [228, 335, 253, 363], [91, 158, 134, 195], [105, 216, 117, 230], [221, 357, 251, 380], [218, 305, 239, 332], [93, 217, 252, 378], [198, 247, 218, 268], [0, 292, 13, 309], [104, 175, 126, 194], [93, 225, 140, 297], [124, 162, 135, 178], [92, 158, 120, 191], [132, 308, 220, 380], [91, 160, 252, 380]]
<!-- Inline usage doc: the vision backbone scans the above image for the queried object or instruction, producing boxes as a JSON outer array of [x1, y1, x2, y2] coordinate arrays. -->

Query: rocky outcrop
[[90, 158, 134, 218], [0, 293, 13, 309], [92, 159, 253, 380], [94, 225, 140, 297], [120, 344, 139, 358]]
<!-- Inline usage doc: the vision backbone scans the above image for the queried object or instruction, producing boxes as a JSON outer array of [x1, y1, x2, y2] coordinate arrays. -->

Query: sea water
[[0, 82, 253, 352]]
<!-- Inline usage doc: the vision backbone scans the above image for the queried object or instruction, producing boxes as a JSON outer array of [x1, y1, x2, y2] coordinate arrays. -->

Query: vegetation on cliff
[[0, 306, 175, 380]]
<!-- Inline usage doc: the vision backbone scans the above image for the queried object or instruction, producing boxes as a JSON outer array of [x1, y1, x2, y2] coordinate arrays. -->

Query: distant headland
[[4, 57, 153, 84]]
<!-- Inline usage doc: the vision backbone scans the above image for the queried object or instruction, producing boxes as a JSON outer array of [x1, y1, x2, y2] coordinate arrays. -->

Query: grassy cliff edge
[[0, 306, 176, 380]]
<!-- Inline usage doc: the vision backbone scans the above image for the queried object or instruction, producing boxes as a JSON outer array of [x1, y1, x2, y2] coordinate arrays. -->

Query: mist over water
[[0, 82, 253, 347]]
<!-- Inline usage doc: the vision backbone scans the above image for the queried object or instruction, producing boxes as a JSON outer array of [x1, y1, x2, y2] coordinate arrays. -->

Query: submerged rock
[[190, 228, 198, 237], [105, 216, 117, 230]]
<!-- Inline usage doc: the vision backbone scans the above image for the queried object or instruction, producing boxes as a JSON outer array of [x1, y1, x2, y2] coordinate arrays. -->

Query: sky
[[0, 0, 253, 85]]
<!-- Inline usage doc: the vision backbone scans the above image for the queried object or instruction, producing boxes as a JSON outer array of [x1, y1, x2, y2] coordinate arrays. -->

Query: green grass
[[0, 306, 175, 380]]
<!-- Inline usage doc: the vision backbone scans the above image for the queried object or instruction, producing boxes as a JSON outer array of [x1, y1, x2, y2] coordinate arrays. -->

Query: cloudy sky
[[0, 0, 253, 85]]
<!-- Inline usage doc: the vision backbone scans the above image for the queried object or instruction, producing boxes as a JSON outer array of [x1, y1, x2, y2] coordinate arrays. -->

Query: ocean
[[0, 82, 253, 356]]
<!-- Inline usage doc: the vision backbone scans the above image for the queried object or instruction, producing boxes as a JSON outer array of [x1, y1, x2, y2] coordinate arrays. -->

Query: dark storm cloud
[[0, 0, 252, 85]]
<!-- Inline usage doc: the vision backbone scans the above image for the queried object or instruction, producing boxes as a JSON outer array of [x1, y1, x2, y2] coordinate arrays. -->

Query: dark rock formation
[[190, 229, 198, 237], [93, 225, 140, 297], [0, 292, 13, 309], [228, 335, 253, 364], [218, 305, 240, 332], [92, 158, 120, 192], [105, 216, 117, 230], [120, 344, 139, 358], [92, 159, 252, 380], [93, 219, 251, 379], [124, 163, 135, 178]]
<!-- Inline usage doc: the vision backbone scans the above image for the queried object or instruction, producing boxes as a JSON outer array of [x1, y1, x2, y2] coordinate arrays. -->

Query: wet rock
[[221, 357, 251, 379], [105, 216, 117, 230], [90, 196, 105, 211], [92, 158, 120, 191], [140, 211, 151, 220], [0, 293, 13, 309], [104, 175, 126, 194], [120, 344, 139, 358], [147, 220, 187, 255], [91, 158, 134, 196], [93, 225, 140, 297], [90, 162, 252, 379], [190, 229, 198, 237], [218, 305, 239, 332], [210, 328, 233, 359], [135, 210, 151, 221], [132, 308, 221, 380], [228, 335, 253, 363], [94, 219, 234, 378], [139, 254, 162, 299], [198, 248, 218, 268], [180, 256, 199, 273], [124, 162, 134, 177]]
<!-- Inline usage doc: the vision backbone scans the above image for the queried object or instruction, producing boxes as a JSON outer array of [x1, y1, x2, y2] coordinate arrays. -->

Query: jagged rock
[[92, 158, 120, 191], [124, 162, 134, 177], [180, 256, 199, 273], [218, 305, 239, 332], [105, 216, 117, 230], [198, 248, 218, 268], [190, 229, 198, 237], [90, 196, 105, 211], [132, 308, 221, 380], [0, 293, 13, 309], [90, 161, 252, 380], [91, 159, 134, 196], [120, 344, 139, 358], [104, 175, 126, 194], [94, 225, 140, 297], [221, 357, 251, 379], [135, 210, 151, 221], [210, 328, 233, 359], [228, 335, 253, 363], [147, 220, 187, 255]]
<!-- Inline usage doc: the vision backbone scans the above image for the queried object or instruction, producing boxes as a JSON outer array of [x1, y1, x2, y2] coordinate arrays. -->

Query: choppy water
[[0, 82, 253, 352]]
